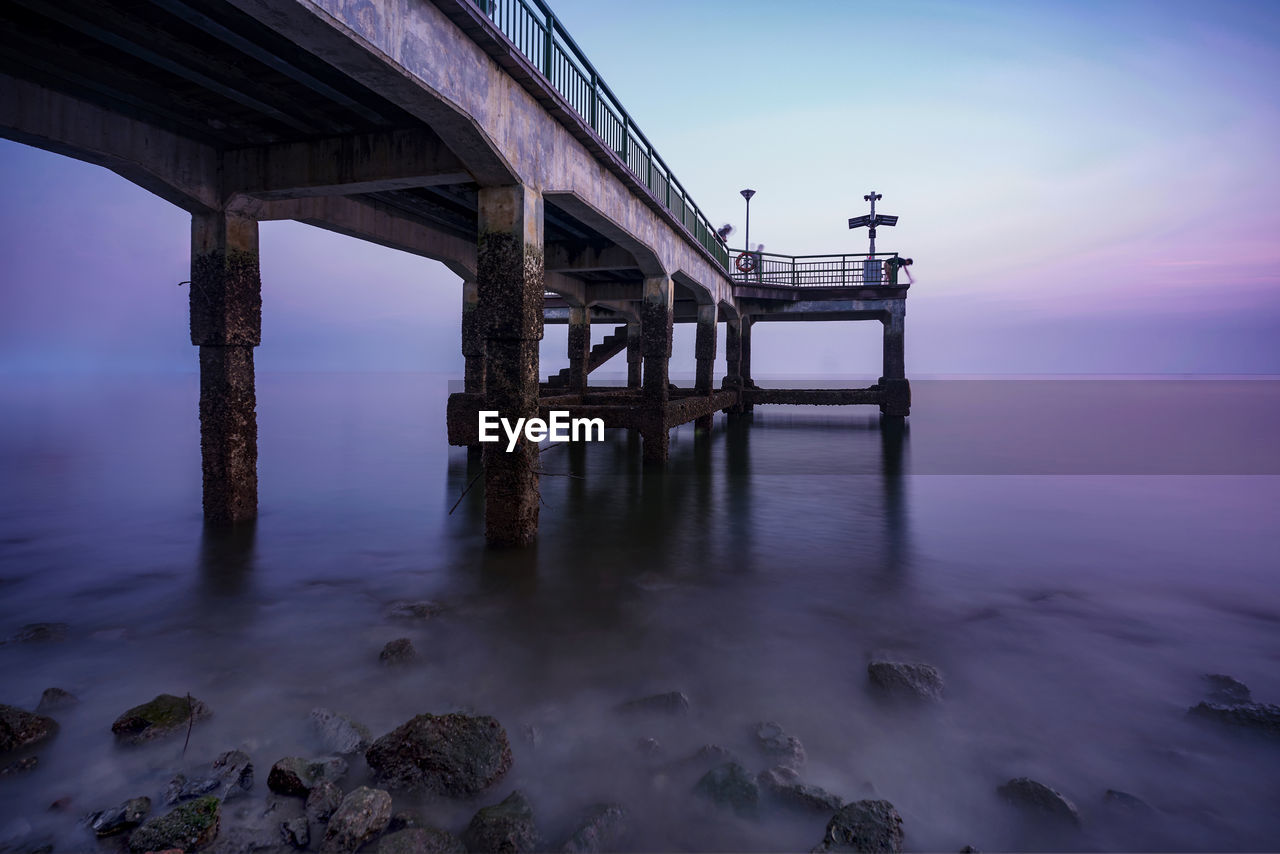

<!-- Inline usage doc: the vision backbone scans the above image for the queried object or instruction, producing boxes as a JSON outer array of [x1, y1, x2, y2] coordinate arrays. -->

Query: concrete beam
[[223, 128, 472, 199], [545, 242, 639, 273]]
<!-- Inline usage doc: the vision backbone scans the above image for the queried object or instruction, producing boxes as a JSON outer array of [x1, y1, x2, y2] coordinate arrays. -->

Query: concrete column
[[626, 321, 642, 389], [724, 320, 742, 388], [739, 316, 755, 413], [190, 210, 261, 525], [477, 185, 544, 546], [640, 274, 673, 463], [567, 304, 590, 395], [694, 302, 718, 431], [880, 303, 910, 417], [461, 279, 485, 395]]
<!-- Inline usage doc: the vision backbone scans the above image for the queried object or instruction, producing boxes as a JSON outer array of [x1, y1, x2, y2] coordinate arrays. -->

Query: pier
[[1, 0, 911, 546]]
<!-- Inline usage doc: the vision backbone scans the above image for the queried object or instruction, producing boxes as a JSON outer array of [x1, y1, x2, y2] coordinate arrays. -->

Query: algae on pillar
[[477, 186, 544, 546], [694, 302, 718, 431], [190, 210, 260, 525], [640, 275, 673, 463], [879, 303, 910, 417], [567, 304, 590, 395], [461, 279, 485, 395], [626, 322, 642, 390]]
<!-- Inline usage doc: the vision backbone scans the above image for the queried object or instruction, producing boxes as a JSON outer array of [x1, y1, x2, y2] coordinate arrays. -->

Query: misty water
[[1, 374, 1278, 852]]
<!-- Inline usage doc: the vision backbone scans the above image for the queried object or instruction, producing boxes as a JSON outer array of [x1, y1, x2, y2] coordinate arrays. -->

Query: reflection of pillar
[[640, 275, 672, 463], [695, 302, 718, 431], [880, 302, 910, 417], [626, 322, 642, 389], [477, 185, 544, 546], [191, 210, 261, 525], [461, 279, 485, 395], [567, 304, 590, 394], [880, 416, 909, 579]]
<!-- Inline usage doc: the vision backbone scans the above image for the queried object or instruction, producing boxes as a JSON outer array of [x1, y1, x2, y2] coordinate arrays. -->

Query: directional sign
[[848, 191, 898, 255], [876, 215, 898, 226], [848, 215, 871, 229]]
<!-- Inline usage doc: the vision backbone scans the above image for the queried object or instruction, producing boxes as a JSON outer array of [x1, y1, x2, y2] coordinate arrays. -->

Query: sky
[[1, 0, 1278, 376]]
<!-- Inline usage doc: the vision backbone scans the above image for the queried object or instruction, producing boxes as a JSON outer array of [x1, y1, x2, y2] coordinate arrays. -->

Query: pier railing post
[[567, 304, 590, 395], [640, 274, 673, 463], [190, 210, 261, 525], [694, 302, 718, 431], [879, 302, 910, 417], [626, 321, 642, 390], [477, 185, 544, 546]]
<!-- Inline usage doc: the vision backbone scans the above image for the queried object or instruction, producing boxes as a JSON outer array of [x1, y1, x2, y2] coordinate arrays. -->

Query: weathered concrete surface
[[640, 276, 673, 463], [626, 322, 643, 389], [745, 388, 882, 406], [694, 303, 718, 431], [567, 305, 590, 394], [462, 279, 485, 396]]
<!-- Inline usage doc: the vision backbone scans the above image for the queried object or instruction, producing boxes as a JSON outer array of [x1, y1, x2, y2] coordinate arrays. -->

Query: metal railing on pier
[[728, 250, 907, 288], [473, 0, 730, 271]]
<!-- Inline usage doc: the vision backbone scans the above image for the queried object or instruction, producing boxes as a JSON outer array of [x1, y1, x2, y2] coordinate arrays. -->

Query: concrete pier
[[640, 276, 674, 463]]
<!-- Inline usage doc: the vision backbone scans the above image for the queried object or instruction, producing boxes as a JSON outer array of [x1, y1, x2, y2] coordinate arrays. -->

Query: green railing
[[474, 0, 730, 272], [729, 250, 907, 288]]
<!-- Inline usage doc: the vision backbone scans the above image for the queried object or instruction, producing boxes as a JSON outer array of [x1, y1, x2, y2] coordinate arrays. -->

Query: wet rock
[[387, 600, 443, 620], [1203, 674, 1251, 705], [319, 786, 392, 854], [462, 790, 538, 854], [280, 815, 309, 849], [267, 756, 348, 797], [560, 802, 626, 853], [758, 766, 842, 813], [754, 721, 806, 769], [111, 694, 210, 746], [0, 704, 57, 754], [49, 796, 72, 812], [8, 623, 68, 643], [35, 688, 78, 714], [1, 755, 38, 776], [616, 691, 689, 716], [996, 778, 1081, 826], [386, 811, 423, 833], [311, 708, 372, 755], [306, 780, 344, 824], [693, 762, 759, 818], [365, 713, 512, 795], [378, 827, 467, 854], [128, 796, 221, 853], [380, 638, 416, 666], [637, 737, 662, 757], [1188, 701, 1280, 734], [1103, 789, 1153, 812], [813, 799, 904, 853], [165, 750, 253, 805], [89, 797, 152, 837], [867, 660, 944, 703]]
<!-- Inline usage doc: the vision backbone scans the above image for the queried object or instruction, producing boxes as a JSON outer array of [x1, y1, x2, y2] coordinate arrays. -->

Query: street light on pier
[[848, 190, 898, 256], [740, 188, 756, 258]]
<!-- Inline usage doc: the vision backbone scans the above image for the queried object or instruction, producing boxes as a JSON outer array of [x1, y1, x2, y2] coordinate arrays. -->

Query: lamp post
[[740, 188, 756, 257], [848, 190, 898, 256]]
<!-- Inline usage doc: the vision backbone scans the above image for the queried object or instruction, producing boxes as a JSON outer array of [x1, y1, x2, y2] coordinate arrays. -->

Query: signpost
[[848, 191, 898, 256]]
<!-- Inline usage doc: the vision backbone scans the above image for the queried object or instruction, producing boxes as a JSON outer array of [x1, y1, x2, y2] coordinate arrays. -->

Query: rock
[[387, 600, 443, 620], [462, 790, 538, 854], [311, 708, 372, 755], [1203, 674, 1251, 704], [49, 796, 72, 812], [754, 721, 806, 769], [319, 786, 392, 854], [89, 797, 152, 837], [637, 737, 662, 757], [758, 766, 842, 813], [8, 623, 68, 643], [0, 704, 57, 754], [36, 688, 78, 714], [267, 756, 348, 796], [867, 660, 944, 703], [560, 803, 626, 853], [1103, 789, 1153, 812], [280, 815, 309, 848], [387, 811, 423, 833], [1188, 701, 1280, 734], [378, 827, 467, 854], [1, 756, 38, 776], [379, 638, 416, 666], [814, 800, 905, 853], [165, 750, 253, 805], [365, 713, 512, 795], [111, 694, 210, 746], [306, 780, 344, 824], [128, 796, 221, 853], [996, 778, 1081, 826], [616, 691, 690, 716], [693, 762, 759, 818]]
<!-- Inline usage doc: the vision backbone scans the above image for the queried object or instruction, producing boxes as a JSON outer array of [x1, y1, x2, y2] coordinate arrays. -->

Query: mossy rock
[[112, 694, 210, 745], [128, 796, 220, 852], [0, 703, 58, 754]]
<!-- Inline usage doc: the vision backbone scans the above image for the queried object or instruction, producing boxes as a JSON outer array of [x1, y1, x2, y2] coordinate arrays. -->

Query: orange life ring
[[735, 252, 756, 273]]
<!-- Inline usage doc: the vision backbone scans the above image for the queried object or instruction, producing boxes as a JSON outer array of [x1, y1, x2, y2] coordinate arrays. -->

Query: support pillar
[[626, 321, 642, 390], [879, 303, 910, 417], [740, 316, 755, 413], [694, 302, 718, 431], [477, 185, 544, 546], [640, 275, 673, 463], [190, 210, 261, 525], [461, 279, 485, 395], [567, 304, 590, 395]]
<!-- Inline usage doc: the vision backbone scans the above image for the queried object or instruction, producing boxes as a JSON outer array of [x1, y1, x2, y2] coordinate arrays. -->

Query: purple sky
[[2, 0, 1278, 376]]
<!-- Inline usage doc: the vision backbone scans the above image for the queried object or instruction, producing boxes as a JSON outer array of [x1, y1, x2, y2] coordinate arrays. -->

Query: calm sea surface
[[1, 374, 1278, 852]]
